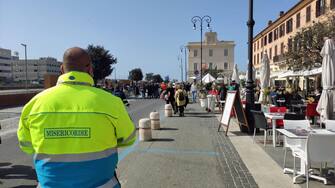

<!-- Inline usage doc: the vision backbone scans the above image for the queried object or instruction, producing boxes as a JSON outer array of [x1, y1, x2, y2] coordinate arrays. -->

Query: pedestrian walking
[[191, 81, 198, 103], [17, 47, 136, 188], [114, 85, 130, 106], [166, 82, 178, 114], [175, 84, 187, 117]]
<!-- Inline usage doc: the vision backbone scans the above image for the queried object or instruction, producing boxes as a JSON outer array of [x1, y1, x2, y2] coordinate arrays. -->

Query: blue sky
[[0, 0, 298, 80]]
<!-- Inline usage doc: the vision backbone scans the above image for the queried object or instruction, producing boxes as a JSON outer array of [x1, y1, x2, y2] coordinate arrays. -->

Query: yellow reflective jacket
[[17, 71, 136, 188]]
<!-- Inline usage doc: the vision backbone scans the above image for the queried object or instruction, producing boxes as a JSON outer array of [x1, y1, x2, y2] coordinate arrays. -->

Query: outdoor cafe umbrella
[[317, 38, 335, 121], [231, 64, 239, 84], [259, 52, 270, 103], [246, 65, 256, 81], [202, 73, 216, 84]]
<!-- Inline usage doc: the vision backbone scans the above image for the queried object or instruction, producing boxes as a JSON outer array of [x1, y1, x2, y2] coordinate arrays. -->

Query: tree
[[128, 68, 143, 82], [285, 14, 335, 70], [152, 74, 163, 83], [145, 73, 154, 81], [203, 65, 221, 78], [86, 45, 117, 84]]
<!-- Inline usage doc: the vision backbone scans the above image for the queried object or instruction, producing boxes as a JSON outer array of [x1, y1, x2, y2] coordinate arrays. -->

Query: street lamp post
[[180, 46, 187, 82], [246, 0, 256, 132], [178, 55, 183, 82], [191, 15, 212, 85], [20, 43, 28, 89]]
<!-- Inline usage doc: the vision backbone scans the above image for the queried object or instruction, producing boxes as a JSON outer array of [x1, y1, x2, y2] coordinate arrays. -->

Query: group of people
[[255, 86, 322, 107], [161, 82, 188, 117], [159, 80, 240, 115]]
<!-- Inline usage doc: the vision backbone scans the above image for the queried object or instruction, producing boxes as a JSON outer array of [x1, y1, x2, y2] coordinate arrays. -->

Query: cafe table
[[264, 112, 285, 147], [276, 128, 335, 183]]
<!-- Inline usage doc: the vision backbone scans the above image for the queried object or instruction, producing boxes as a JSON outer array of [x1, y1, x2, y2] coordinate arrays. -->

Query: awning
[[278, 70, 297, 78], [302, 67, 322, 76]]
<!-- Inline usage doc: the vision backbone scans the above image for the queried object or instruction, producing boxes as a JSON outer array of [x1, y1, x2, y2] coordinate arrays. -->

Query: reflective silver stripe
[[57, 81, 93, 86], [120, 129, 136, 145], [97, 176, 119, 188], [19, 141, 33, 147], [34, 147, 117, 162]]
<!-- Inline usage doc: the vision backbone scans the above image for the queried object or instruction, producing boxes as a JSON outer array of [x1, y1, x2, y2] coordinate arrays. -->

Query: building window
[[280, 43, 285, 55], [332, 0, 335, 9], [254, 43, 256, 52], [306, 6, 311, 22], [257, 54, 259, 64], [261, 52, 263, 60], [268, 32, 273, 43], [209, 49, 213, 57], [288, 38, 293, 52], [253, 55, 256, 65], [194, 63, 198, 71], [279, 24, 285, 37], [257, 40, 259, 50], [224, 49, 228, 56], [296, 13, 301, 28], [274, 28, 278, 40], [316, 0, 326, 17], [286, 18, 293, 34], [194, 50, 198, 57], [269, 48, 272, 60], [275, 45, 278, 56], [209, 62, 213, 70], [224, 62, 228, 70], [264, 36, 267, 46]]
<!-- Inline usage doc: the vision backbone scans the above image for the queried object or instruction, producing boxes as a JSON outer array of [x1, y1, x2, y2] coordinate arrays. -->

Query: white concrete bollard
[[150, 111, 160, 130], [164, 104, 173, 117], [139, 118, 152, 141]]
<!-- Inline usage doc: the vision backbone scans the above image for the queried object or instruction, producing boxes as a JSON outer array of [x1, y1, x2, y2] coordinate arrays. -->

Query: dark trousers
[[178, 105, 184, 116], [167, 100, 177, 113]]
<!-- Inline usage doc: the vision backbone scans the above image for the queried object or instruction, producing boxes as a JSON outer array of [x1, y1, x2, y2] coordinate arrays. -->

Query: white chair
[[325, 120, 335, 131], [294, 133, 335, 187], [282, 120, 310, 176]]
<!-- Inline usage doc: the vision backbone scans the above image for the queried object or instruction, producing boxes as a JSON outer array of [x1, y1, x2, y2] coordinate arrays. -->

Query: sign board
[[218, 91, 248, 136]]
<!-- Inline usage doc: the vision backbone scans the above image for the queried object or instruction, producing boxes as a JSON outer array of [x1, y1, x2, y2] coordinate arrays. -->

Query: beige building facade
[[253, 0, 335, 74], [187, 32, 235, 83]]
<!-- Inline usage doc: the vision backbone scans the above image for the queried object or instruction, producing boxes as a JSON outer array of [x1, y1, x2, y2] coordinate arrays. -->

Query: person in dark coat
[[166, 82, 177, 114]]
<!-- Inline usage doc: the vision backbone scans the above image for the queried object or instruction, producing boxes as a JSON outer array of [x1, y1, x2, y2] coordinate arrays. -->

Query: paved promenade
[[118, 103, 257, 188]]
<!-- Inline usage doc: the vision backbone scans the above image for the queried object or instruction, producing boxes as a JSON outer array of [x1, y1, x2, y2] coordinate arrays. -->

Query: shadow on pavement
[[228, 131, 251, 137], [12, 185, 36, 188], [159, 127, 179, 131], [0, 164, 37, 181], [150, 138, 174, 142], [184, 112, 217, 118]]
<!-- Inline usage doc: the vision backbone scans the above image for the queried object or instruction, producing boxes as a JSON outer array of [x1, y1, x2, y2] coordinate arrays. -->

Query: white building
[[0, 48, 13, 82], [187, 32, 235, 83], [0, 48, 61, 84]]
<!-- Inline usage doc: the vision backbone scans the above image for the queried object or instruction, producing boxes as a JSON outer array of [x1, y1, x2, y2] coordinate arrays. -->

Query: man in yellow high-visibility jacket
[[17, 47, 136, 188]]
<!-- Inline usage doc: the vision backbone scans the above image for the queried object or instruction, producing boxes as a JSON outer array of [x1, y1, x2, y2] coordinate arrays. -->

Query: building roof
[[253, 0, 313, 41]]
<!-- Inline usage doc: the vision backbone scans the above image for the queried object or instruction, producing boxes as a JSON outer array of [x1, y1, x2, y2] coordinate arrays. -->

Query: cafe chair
[[294, 133, 335, 187], [251, 110, 272, 146], [284, 113, 306, 120], [283, 120, 310, 173], [325, 120, 335, 131], [270, 106, 287, 127], [306, 103, 320, 126]]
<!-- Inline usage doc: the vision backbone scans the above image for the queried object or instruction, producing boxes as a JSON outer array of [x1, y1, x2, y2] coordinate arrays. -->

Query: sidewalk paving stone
[[117, 103, 258, 188]]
